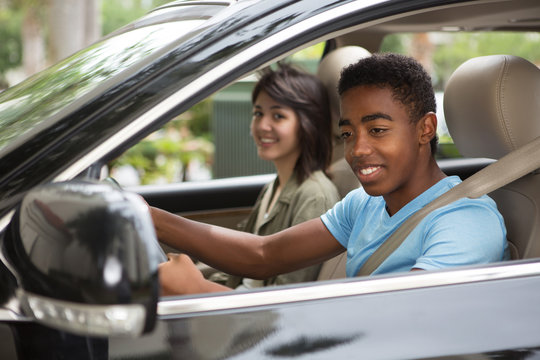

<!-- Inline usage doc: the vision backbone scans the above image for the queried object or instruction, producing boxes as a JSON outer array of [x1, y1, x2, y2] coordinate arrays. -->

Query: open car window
[[109, 30, 540, 188], [107, 43, 327, 186], [105, 29, 540, 302]]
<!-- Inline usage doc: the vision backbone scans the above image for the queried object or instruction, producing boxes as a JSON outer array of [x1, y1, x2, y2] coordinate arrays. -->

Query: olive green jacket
[[225, 170, 340, 288]]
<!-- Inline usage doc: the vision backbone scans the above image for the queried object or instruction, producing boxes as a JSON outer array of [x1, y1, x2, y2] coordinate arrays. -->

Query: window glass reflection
[[0, 20, 204, 154]]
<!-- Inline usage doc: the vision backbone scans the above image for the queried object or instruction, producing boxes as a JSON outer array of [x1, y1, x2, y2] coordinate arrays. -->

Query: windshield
[[0, 18, 206, 156]]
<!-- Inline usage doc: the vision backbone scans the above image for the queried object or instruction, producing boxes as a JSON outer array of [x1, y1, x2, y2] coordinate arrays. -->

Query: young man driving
[[152, 53, 508, 295]]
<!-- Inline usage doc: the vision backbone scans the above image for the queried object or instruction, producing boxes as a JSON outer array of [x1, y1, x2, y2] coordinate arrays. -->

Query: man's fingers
[[166, 252, 180, 261]]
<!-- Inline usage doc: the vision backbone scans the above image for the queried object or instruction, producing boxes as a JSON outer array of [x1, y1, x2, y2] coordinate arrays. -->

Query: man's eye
[[340, 131, 352, 140], [370, 128, 386, 135]]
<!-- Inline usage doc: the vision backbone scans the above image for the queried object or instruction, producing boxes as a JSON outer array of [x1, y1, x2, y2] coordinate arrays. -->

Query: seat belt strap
[[357, 135, 540, 277]]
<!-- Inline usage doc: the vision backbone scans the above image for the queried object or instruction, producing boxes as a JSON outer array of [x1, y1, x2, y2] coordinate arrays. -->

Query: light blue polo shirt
[[321, 176, 509, 276]]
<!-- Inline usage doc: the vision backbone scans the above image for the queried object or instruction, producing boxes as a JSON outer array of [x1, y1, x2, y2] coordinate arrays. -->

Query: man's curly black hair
[[338, 53, 438, 155]]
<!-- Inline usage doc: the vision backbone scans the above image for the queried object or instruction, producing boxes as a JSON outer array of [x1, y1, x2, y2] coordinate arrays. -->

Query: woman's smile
[[258, 136, 279, 146], [251, 91, 300, 165]]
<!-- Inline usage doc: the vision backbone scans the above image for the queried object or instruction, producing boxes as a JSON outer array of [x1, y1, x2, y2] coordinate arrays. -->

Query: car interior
[[116, 0, 540, 289], [317, 50, 540, 280], [155, 49, 540, 284], [314, 49, 536, 279], [315, 46, 371, 280], [444, 54, 540, 261]]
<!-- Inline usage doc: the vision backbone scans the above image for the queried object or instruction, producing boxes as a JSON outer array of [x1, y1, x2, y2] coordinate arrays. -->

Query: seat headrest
[[317, 46, 371, 142], [444, 55, 540, 159]]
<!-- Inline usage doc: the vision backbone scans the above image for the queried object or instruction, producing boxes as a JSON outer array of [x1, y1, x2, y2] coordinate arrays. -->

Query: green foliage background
[[0, 0, 170, 85], [382, 32, 540, 90], [0, 7, 22, 85], [101, 0, 171, 35], [109, 100, 214, 184]]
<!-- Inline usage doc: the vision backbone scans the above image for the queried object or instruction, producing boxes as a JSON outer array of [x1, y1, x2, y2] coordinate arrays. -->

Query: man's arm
[[150, 207, 344, 279]]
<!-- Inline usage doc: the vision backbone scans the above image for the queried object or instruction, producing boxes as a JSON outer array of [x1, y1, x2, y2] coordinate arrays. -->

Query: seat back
[[317, 46, 370, 198], [315, 46, 370, 281], [444, 55, 540, 259]]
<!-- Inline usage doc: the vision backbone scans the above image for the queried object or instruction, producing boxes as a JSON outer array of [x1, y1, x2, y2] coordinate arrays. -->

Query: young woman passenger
[[154, 53, 508, 296], [194, 63, 339, 291]]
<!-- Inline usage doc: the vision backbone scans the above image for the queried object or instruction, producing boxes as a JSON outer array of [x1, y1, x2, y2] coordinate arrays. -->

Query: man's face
[[339, 85, 423, 201]]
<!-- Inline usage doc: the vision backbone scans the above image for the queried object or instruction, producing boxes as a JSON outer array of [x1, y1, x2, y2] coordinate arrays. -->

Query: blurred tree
[[433, 32, 540, 90], [48, 0, 101, 63], [380, 33, 405, 54], [409, 33, 435, 75], [0, 0, 171, 85], [187, 99, 212, 138], [102, 0, 170, 35], [6, 0, 46, 79], [381, 31, 540, 90], [0, 6, 22, 86], [109, 99, 214, 185]]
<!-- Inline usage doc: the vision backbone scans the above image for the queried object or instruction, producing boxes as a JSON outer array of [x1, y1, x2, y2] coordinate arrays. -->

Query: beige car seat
[[444, 55, 540, 260], [317, 46, 371, 199], [316, 46, 371, 281]]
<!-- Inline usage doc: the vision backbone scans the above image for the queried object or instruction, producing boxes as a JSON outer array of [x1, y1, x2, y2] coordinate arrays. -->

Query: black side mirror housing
[[2, 180, 162, 337]]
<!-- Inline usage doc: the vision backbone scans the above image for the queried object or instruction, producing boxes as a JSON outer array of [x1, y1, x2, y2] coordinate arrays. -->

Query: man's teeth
[[360, 166, 379, 175]]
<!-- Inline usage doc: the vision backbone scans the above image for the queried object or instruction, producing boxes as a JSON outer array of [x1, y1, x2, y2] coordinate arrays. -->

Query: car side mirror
[[2, 180, 162, 337]]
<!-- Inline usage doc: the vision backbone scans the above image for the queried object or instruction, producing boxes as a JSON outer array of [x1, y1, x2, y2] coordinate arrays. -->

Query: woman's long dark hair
[[252, 63, 332, 183]]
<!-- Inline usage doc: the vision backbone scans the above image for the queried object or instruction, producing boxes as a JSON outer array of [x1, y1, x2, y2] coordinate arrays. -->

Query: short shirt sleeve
[[321, 188, 370, 248], [413, 198, 509, 270]]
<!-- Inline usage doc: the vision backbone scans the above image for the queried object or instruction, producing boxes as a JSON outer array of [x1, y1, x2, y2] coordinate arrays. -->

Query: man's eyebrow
[[362, 113, 392, 122], [338, 113, 392, 127]]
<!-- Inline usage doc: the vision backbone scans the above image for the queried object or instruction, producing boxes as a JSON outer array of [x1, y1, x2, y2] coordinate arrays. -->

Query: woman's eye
[[253, 111, 263, 118], [272, 113, 285, 120], [340, 131, 352, 140]]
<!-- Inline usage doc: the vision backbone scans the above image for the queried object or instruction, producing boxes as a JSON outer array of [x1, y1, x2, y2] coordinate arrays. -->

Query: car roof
[[336, 0, 540, 52]]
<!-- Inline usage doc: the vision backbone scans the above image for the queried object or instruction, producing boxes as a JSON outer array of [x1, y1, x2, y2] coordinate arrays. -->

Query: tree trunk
[[48, 0, 100, 63], [83, 0, 101, 46], [409, 33, 435, 75], [21, 6, 45, 77]]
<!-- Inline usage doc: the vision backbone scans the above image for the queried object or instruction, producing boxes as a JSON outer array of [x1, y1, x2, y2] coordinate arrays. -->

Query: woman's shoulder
[[296, 170, 340, 200]]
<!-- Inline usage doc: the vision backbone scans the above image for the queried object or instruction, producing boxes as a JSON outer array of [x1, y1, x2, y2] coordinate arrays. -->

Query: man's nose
[[350, 134, 373, 156]]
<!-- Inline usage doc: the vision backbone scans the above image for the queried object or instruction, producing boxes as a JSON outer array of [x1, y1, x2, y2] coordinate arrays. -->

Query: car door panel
[[109, 263, 540, 359]]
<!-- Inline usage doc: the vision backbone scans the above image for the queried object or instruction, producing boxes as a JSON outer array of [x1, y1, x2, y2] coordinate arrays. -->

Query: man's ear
[[418, 112, 437, 145]]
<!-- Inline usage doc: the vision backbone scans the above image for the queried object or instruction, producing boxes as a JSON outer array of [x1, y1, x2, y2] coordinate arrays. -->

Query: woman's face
[[250, 90, 301, 167]]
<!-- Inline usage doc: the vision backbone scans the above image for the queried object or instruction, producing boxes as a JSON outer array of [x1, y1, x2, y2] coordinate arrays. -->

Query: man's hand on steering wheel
[[159, 253, 231, 295]]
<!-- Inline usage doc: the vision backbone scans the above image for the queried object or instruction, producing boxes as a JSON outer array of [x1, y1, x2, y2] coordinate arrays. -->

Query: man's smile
[[351, 162, 384, 184], [359, 166, 381, 175]]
